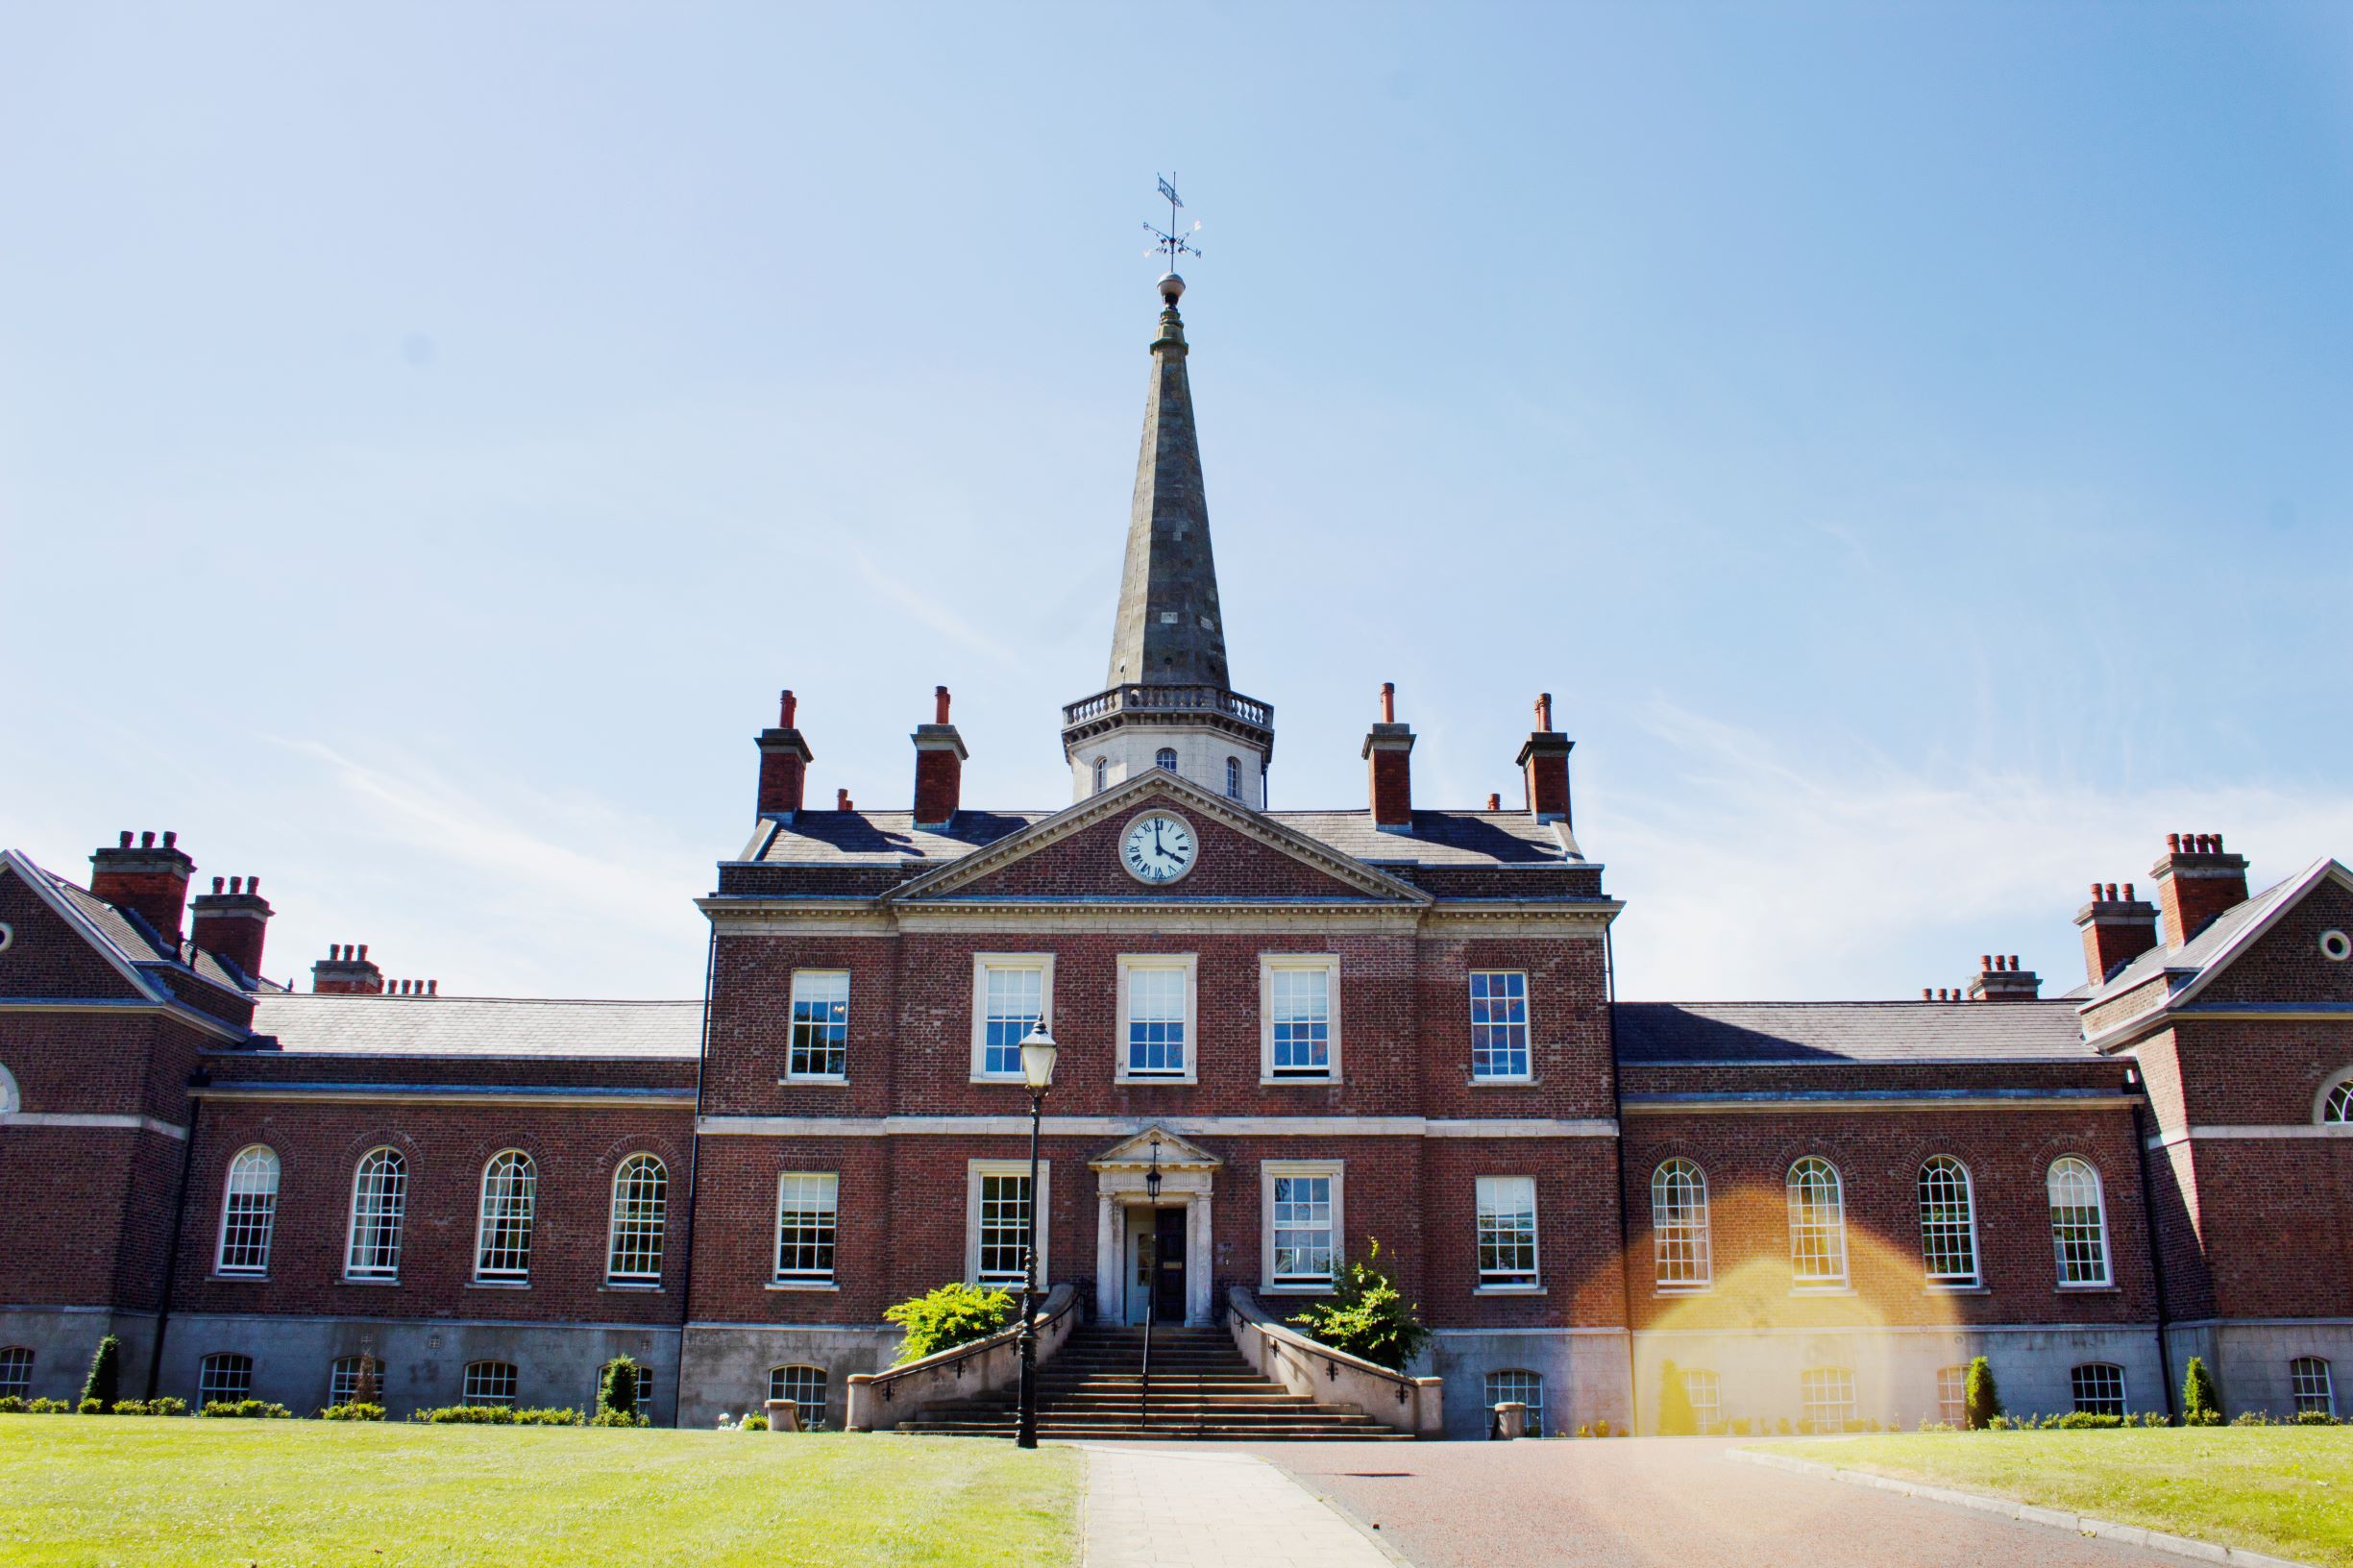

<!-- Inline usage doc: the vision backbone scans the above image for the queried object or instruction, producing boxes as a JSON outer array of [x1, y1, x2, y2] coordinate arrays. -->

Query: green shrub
[[587, 1409, 648, 1428], [884, 1282, 1017, 1364], [2231, 1409, 2274, 1427], [200, 1400, 291, 1419], [0, 1397, 23, 1414], [1729, 1417, 1752, 1435], [1287, 1238, 1431, 1372], [1964, 1357, 2001, 1431], [2292, 1409, 2341, 1426], [412, 1405, 518, 1424], [110, 1400, 184, 1417], [76, 1398, 104, 1414], [597, 1357, 641, 1420], [25, 1399, 70, 1414], [2183, 1357, 2222, 1426], [740, 1413, 769, 1431], [318, 1403, 385, 1422], [1655, 1360, 1696, 1436], [514, 1408, 584, 1426], [2046, 1411, 2124, 1429], [79, 1335, 121, 1410], [2135, 1410, 2170, 1428], [1987, 1413, 2019, 1431], [353, 1357, 380, 1409]]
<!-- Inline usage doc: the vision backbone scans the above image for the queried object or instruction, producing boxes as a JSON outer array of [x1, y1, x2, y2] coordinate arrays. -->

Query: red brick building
[[3, 277, 2348, 1434]]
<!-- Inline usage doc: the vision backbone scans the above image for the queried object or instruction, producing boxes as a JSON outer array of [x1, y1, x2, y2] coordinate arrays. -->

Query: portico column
[[1095, 1191, 1121, 1322], [1187, 1188, 1213, 1326]]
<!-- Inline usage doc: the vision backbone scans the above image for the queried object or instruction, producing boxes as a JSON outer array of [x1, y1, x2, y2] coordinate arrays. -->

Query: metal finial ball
[[1158, 272, 1186, 303]]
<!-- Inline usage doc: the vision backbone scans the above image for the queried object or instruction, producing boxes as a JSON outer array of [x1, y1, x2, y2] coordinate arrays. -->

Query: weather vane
[[1143, 174, 1203, 269]]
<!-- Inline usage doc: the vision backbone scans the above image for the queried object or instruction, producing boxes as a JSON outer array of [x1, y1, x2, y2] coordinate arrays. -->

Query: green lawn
[[1752, 1429, 2353, 1566], [0, 1417, 1080, 1567]]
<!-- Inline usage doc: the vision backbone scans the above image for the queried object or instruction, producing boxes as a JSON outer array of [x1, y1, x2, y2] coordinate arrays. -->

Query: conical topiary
[[2183, 1357, 2221, 1425], [79, 1335, 121, 1410], [1964, 1356, 2001, 1430], [599, 1357, 641, 1419], [354, 1356, 380, 1408], [1656, 1360, 1698, 1435]]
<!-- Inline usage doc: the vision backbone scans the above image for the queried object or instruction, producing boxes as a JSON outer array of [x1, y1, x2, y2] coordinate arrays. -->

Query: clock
[[1120, 811, 1198, 885]]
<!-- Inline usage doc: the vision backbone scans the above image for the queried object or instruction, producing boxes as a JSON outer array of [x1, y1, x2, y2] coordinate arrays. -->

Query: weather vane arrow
[[1143, 173, 1203, 268]]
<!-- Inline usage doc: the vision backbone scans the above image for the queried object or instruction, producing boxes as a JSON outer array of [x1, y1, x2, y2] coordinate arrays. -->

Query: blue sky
[[3, 3, 2348, 1001]]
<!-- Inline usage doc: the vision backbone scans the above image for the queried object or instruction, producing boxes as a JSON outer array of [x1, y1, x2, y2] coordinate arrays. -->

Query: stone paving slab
[[1080, 1442, 1397, 1568]]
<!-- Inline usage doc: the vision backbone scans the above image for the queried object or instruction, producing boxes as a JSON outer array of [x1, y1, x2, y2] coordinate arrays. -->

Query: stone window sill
[[777, 1076, 849, 1088], [467, 1280, 530, 1291], [1474, 1285, 1545, 1296], [1262, 1285, 1335, 1297], [767, 1280, 840, 1292], [1790, 1285, 1857, 1297], [1925, 1284, 1990, 1295], [1115, 1075, 1197, 1088], [340, 1276, 401, 1287], [1260, 1076, 1340, 1087], [601, 1282, 664, 1293], [1467, 1077, 1539, 1088], [2056, 1283, 2120, 1294], [213, 1272, 268, 1284], [1655, 1284, 1714, 1297]]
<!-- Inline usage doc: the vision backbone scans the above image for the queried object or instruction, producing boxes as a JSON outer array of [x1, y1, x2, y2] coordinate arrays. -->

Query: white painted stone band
[[1725, 1448, 2316, 1568], [0, 1112, 187, 1139], [697, 1114, 1618, 1139], [2147, 1125, 2353, 1149]]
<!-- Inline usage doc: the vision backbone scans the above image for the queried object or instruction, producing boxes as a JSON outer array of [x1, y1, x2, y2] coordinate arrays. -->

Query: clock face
[[1120, 812, 1198, 885]]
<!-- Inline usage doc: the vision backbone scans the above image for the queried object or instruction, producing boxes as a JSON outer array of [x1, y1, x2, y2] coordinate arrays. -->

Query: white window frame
[[770, 1362, 827, 1418], [1115, 953, 1198, 1084], [1786, 1157, 1849, 1289], [2047, 1156, 2113, 1288], [2318, 1067, 2353, 1125], [2292, 1357, 2336, 1416], [1683, 1367, 1722, 1433], [772, 1171, 839, 1287], [2070, 1361, 2126, 1416], [593, 1360, 653, 1417], [472, 1149, 537, 1284], [0, 1064, 17, 1115], [1801, 1366, 1855, 1430], [0, 1347, 32, 1403], [969, 955, 1054, 1083], [605, 1153, 667, 1285], [329, 1355, 375, 1408], [1224, 756, 1241, 798], [1916, 1156, 1981, 1287], [1261, 1160, 1343, 1293], [1260, 955, 1341, 1083], [1483, 1368, 1545, 1435], [1936, 1364, 1968, 1427], [1468, 969, 1533, 1082], [1651, 1159, 1712, 1290], [1475, 1174, 1540, 1292], [462, 1360, 519, 1408], [344, 1146, 407, 1282], [785, 969, 850, 1083], [214, 1143, 281, 1278], [1091, 757, 1108, 796], [967, 1159, 1049, 1290], [198, 1352, 253, 1408], [1154, 747, 1178, 772]]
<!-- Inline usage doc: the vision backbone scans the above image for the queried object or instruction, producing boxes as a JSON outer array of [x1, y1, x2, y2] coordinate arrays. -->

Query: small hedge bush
[[740, 1413, 769, 1431], [201, 1400, 293, 1419], [587, 1409, 649, 1428], [318, 1403, 385, 1421], [24, 1398, 70, 1414], [1287, 1237, 1431, 1372], [885, 1282, 1016, 1363], [109, 1398, 187, 1417], [410, 1405, 587, 1426], [1656, 1360, 1697, 1436]]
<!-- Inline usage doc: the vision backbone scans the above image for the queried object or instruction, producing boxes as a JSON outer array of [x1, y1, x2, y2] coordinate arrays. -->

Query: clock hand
[[1153, 821, 1167, 859]]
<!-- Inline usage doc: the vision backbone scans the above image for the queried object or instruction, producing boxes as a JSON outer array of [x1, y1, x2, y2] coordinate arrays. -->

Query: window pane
[[1469, 971, 1531, 1079], [475, 1152, 536, 1279], [976, 1173, 1031, 1286], [789, 971, 849, 1079], [774, 1173, 838, 1281], [1652, 1161, 1711, 1286], [1271, 1174, 1334, 1285], [770, 1363, 827, 1420], [463, 1361, 518, 1408], [1917, 1158, 1978, 1285], [2328, 1083, 2352, 1123], [1801, 1367, 1855, 1430], [2292, 1358, 2335, 1416], [1936, 1365, 1967, 1427], [1484, 1369, 1544, 1436], [198, 1354, 253, 1408], [1125, 966, 1188, 1075], [607, 1155, 667, 1281], [1476, 1176, 1538, 1287], [1683, 1368, 1721, 1433], [2070, 1362, 2125, 1416], [1270, 968, 1332, 1076], [982, 967, 1043, 1076], [0, 1348, 33, 1402], [347, 1149, 407, 1280], [217, 1146, 280, 1276], [330, 1356, 375, 1408], [2047, 1158, 2110, 1286], [1787, 1159, 1848, 1285]]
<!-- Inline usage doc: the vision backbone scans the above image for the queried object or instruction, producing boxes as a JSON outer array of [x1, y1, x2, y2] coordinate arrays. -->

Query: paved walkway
[[1080, 1443, 1394, 1568], [1249, 1437, 2218, 1568]]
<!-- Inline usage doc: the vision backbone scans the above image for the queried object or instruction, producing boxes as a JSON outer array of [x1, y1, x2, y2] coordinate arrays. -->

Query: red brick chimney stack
[[911, 684, 968, 831], [2074, 880, 2159, 987], [755, 688, 815, 820], [1362, 682, 1416, 832], [88, 829, 196, 947], [1516, 694, 1574, 824], [312, 942, 384, 994], [1965, 952, 2042, 1001], [2152, 832, 2250, 950], [189, 873, 274, 983]]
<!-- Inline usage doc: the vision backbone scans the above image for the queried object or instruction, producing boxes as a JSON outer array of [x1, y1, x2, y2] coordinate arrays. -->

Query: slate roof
[[18, 855, 252, 994], [2086, 864, 2312, 1003], [246, 994, 704, 1059], [1614, 1000, 2095, 1065], [741, 808, 1578, 871]]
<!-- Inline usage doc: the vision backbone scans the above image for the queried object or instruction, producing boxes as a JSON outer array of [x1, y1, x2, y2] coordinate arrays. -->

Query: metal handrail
[[1138, 1235, 1155, 1430]]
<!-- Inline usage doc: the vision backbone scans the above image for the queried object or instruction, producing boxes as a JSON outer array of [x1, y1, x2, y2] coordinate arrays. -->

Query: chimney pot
[[211, 876, 226, 894], [429, 979, 438, 996], [162, 831, 176, 848], [935, 685, 951, 724], [1922, 989, 1932, 1000], [1379, 682, 1395, 723], [779, 689, 797, 727], [139, 831, 155, 848], [837, 788, 850, 810], [1486, 793, 1502, 811], [2168, 833, 2181, 853], [1534, 692, 1554, 730], [2122, 883, 2134, 900], [1980, 954, 1991, 971], [117, 830, 132, 848], [357, 944, 368, 960]]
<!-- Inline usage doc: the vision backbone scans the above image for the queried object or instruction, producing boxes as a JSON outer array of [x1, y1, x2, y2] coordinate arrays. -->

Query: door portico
[[1089, 1126, 1219, 1328]]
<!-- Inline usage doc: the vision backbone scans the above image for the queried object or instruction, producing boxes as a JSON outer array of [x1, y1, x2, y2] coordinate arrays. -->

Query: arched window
[[1484, 1368, 1545, 1436], [1916, 1157, 1978, 1286], [1786, 1157, 1848, 1286], [2070, 1362, 2125, 1416], [345, 1147, 407, 1281], [475, 1150, 537, 1281], [2047, 1157, 2111, 1286], [1091, 758, 1108, 795], [607, 1154, 667, 1283], [1651, 1160, 1711, 1286], [198, 1353, 253, 1408], [1155, 747, 1177, 772], [215, 1145, 281, 1277], [2324, 1078, 2352, 1124], [0, 1347, 32, 1402], [329, 1355, 377, 1408], [2292, 1357, 2336, 1416], [0, 1064, 17, 1115], [770, 1363, 827, 1422], [1225, 756, 1240, 798], [463, 1360, 518, 1408]]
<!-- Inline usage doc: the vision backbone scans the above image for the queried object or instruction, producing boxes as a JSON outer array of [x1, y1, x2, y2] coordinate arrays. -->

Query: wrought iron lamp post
[[1140, 1135, 1163, 1429], [1014, 1019, 1059, 1449]]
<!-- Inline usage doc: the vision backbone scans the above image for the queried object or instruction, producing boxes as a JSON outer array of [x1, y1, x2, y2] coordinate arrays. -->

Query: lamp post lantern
[[1014, 1018, 1058, 1449]]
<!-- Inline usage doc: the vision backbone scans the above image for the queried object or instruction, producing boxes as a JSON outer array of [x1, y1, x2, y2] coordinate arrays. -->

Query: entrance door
[[1123, 1208, 1155, 1325], [1152, 1206, 1187, 1321]]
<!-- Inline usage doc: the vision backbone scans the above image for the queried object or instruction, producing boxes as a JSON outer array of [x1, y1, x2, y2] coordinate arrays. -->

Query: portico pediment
[[1089, 1124, 1220, 1172]]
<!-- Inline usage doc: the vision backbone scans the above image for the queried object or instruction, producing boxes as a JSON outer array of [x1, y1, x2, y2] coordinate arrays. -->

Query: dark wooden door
[[1152, 1207, 1187, 1320]]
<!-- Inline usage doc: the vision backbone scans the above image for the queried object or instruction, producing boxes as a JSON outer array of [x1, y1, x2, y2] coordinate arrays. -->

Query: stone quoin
[[3, 278, 2350, 1437]]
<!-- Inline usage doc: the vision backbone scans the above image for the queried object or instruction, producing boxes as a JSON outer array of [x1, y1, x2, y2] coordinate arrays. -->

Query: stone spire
[[1105, 273, 1229, 690]]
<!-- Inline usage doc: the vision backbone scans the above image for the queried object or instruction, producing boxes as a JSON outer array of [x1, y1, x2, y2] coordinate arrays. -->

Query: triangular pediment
[[884, 770, 1429, 907], [2169, 857, 2353, 1009], [1089, 1124, 1221, 1172]]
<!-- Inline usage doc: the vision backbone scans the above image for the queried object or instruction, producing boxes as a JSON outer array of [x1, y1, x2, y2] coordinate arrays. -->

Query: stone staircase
[[891, 1323, 1414, 1441]]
